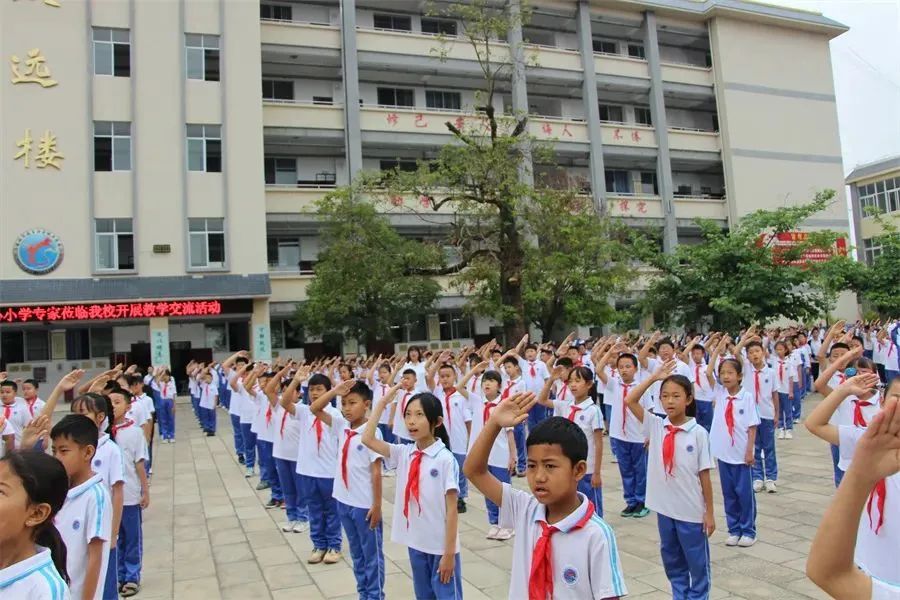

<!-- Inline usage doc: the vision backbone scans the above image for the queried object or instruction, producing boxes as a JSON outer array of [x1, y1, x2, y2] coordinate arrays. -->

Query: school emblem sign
[[13, 229, 63, 274]]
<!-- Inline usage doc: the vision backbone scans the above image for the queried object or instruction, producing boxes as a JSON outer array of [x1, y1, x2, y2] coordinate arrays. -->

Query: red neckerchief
[[778, 360, 785, 383], [311, 417, 323, 451], [754, 370, 762, 404], [725, 396, 737, 445], [528, 500, 595, 600], [403, 450, 424, 524], [25, 398, 38, 417], [852, 399, 873, 427], [482, 400, 498, 424], [867, 479, 887, 534], [470, 377, 478, 392], [341, 429, 358, 489], [621, 383, 631, 430], [529, 362, 537, 378], [558, 383, 569, 403], [2, 403, 12, 419], [502, 381, 515, 400], [566, 402, 583, 422], [399, 392, 411, 419], [694, 364, 702, 387], [443, 388, 456, 428], [112, 418, 134, 437], [280, 409, 289, 438], [662, 424, 684, 477]]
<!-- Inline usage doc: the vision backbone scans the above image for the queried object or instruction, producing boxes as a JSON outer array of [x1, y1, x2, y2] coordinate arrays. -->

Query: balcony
[[594, 53, 651, 81], [668, 128, 720, 153], [265, 184, 334, 213], [357, 27, 510, 64], [603, 193, 728, 221], [600, 123, 657, 149], [262, 100, 344, 130], [526, 43, 582, 71], [260, 19, 340, 49], [660, 62, 713, 87]]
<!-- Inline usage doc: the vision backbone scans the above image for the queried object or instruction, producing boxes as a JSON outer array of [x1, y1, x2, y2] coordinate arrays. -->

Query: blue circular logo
[[94, 459, 102, 467], [429, 468, 439, 478], [72, 519, 81, 531], [739, 409, 745, 415], [562, 566, 578, 585], [356, 444, 364, 451], [686, 444, 694, 453], [13, 229, 63, 275], [578, 414, 585, 422]]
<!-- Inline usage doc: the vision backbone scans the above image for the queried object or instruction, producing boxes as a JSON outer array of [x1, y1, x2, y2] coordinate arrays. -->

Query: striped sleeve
[[590, 517, 628, 598]]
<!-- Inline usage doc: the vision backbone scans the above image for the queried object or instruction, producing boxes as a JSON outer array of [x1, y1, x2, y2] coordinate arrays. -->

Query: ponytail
[[35, 522, 69, 584], [433, 423, 451, 449]]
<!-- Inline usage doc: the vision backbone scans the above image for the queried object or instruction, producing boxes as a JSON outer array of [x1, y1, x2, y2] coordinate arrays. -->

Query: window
[[260, 3, 292, 21], [189, 218, 226, 268], [863, 239, 883, 266], [373, 13, 412, 31], [438, 311, 473, 341], [377, 87, 414, 107], [271, 320, 304, 349], [640, 172, 658, 195], [604, 169, 630, 194], [205, 324, 228, 352], [267, 236, 301, 268], [186, 124, 222, 172], [677, 184, 693, 195], [89, 328, 113, 359], [264, 157, 296, 185], [598, 104, 624, 123], [421, 18, 457, 36], [712, 114, 719, 132], [93, 121, 131, 172], [425, 90, 461, 111], [24, 330, 50, 362], [380, 159, 418, 173], [312, 96, 333, 105], [634, 107, 652, 126], [93, 28, 130, 77], [262, 79, 294, 100], [185, 34, 220, 81], [627, 43, 645, 59], [95, 218, 134, 271], [593, 39, 617, 54]]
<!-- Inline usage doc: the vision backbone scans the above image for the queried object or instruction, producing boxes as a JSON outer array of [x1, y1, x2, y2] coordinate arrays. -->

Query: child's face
[[831, 347, 847, 362], [775, 344, 787, 358], [524, 348, 537, 361], [566, 348, 580, 362], [525, 443, 585, 506], [339, 366, 352, 381], [0, 386, 16, 404], [0, 461, 49, 548], [616, 358, 636, 382], [21, 383, 37, 400], [658, 343, 675, 361], [691, 348, 705, 364], [718, 362, 741, 388], [341, 392, 369, 425], [308, 384, 327, 403], [850, 338, 863, 351], [438, 368, 456, 390], [51, 436, 94, 482], [566, 372, 592, 399], [378, 367, 391, 383], [129, 383, 142, 396], [660, 380, 691, 418], [504, 362, 521, 379], [408, 349, 421, 362], [481, 378, 499, 398], [401, 373, 416, 391], [403, 399, 434, 442], [109, 393, 128, 421], [747, 346, 765, 366]]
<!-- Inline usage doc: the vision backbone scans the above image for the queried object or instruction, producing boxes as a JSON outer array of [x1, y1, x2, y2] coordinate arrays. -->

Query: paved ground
[[136, 398, 835, 600]]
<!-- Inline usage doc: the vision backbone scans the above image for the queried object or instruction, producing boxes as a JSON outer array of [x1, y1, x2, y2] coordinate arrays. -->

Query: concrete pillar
[[149, 317, 170, 366], [643, 11, 678, 253], [848, 185, 864, 262], [576, 0, 607, 214], [340, 0, 363, 181], [251, 298, 272, 362], [507, 0, 533, 187]]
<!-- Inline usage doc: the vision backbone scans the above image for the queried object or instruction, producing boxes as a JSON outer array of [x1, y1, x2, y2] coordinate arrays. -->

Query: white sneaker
[[752, 480, 764, 493], [738, 536, 757, 547], [245, 467, 254, 478], [725, 535, 740, 547], [281, 521, 296, 532], [610, 456, 618, 464], [765, 480, 777, 493], [495, 528, 514, 540], [785, 430, 794, 440], [777, 428, 785, 440], [293, 521, 310, 533], [486, 525, 500, 540]]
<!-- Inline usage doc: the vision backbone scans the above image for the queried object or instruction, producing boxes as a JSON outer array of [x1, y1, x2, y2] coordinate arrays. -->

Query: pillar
[[507, 0, 533, 187], [340, 0, 363, 181], [576, 0, 607, 214], [149, 317, 170, 366], [251, 298, 272, 362]]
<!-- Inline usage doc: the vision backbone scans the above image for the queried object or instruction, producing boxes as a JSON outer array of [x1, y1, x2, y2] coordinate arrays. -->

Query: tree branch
[[405, 248, 493, 276]]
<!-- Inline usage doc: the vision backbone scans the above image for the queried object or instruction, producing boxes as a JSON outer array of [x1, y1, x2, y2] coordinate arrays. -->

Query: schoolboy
[[21, 379, 45, 419], [434, 363, 473, 513], [522, 344, 551, 429], [51, 414, 113, 600], [738, 340, 779, 493], [500, 356, 527, 476], [390, 369, 419, 444], [0, 380, 28, 446], [465, 400, 627, 600]]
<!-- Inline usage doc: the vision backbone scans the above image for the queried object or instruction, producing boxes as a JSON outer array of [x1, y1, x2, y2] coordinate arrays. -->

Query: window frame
[[604, 169, 631, 194], [633, 107, 653, 126], [598, 103, 625, 123], [94, 218, 135, 272], [188, 217, 226, 269], [425, 89, 462, 111], [592, 39, 617, 54], [185, 33, 220, 82], [186, 124, 222, 173], [261, 78, 294, 101], [260, 3, 292, 21], [93, 121, 132, 172], [373, 13, 412, 32], [92, 27, 131, 77], [421, 18, 457, 36], [627, 43, 645, 59], [266, 235, 302, 269], [377, 86, 415, 108]]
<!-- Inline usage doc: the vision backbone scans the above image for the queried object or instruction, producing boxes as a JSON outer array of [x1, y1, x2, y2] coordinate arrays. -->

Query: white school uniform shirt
[[499, 377, 526, 403], [251, 389, 275, 440], [606, 378, 649, 443], [197, 382, 218, 410], [237, 380, 258, 425], [839, 426, 900, 587], [0, 418, 15, 458], [23, 396, 45, 420], [56, 474, 112, 600], [152, 379, 176, 400], [434, 386, 472, 455], [1, 399, 30, 445], [273, 401, 301, 461], [292, 404, 338, 478], [552, 379, 576, 411], [392, 389, 416, 441], [400, 361, 429, 392], [741, 363, 777, 420], [386, 439, 460, 556], [0, 546, 70, 599], [831, 394, 881, 470], [874, 339, 889, 367], [464, 373, 483, 402], [188, 374, 199, 398], [768, 357, 793, 394], [709, 386, 760, 465], [643, 414, 713, 523], [874, 579, 900, 599], [557, 398, 604, 472], [499, 484, 627, 600], [646, 358, 693, 413], [125, 399, 149, 427], [371, 381, 394, 425], [467, 395, 514, 469], [687, 360, 712, 402], [93, 434, 125, 495], [226, 370, 245, 418], [520, 358, 550, 394], [328, 415, 381, 509], [136, 393, 155, 417], [113, 421, 148, 506]]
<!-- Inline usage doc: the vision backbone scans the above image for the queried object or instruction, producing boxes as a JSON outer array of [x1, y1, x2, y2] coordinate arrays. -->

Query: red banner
[[757, 231, 848, 265], [0, 300, 222, 323]]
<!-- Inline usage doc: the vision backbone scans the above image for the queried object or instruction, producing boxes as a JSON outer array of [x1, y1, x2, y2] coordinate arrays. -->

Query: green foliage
[[638, 190, 855, 330], [297, 188, 443, 345], [847, 213, 900, 316]]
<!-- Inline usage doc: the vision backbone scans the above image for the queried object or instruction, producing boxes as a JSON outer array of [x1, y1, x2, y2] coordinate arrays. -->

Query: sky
[[773, 0, 900, 173]]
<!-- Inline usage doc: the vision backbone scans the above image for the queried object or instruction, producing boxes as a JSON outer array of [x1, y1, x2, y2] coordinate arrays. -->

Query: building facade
[[846, 155, 900, 265], [1, 0, 855, 386]]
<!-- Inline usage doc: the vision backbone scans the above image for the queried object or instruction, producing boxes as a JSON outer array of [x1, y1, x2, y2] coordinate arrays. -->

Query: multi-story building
[[1, 0, 856, 386], [846, 155, 900, 265]]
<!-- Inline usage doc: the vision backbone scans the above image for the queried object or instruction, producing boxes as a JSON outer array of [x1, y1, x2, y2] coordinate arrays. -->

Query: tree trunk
[[498, 204, 527, 344]]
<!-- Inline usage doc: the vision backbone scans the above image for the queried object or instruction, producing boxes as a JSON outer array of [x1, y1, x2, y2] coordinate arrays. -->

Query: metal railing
[[261, 18, 335, 28], [262, 98, 343, 107]]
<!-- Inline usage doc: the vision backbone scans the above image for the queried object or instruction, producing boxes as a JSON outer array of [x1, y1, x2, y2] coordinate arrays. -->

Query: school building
[[846, 155, 900, 265], [0, 0, 857, 386]]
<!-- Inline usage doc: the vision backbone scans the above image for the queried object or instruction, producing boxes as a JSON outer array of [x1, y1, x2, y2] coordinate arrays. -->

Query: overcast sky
[[773, 0, 900, 173]]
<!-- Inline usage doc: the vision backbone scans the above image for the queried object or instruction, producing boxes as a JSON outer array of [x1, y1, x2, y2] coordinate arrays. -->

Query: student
[[683, 338, 714, 432], [706, 338, 759, 547], [737, 339, 779, 493], [401, 346, 428, 392], [281, 371, 342, 564], [370, 362, 396, 444], [770, 341, 794, 439], [186, 362, 201, 424], [806, 389, 900, 599], [500, 356, 527, 476], [21, 379, 45, 420], [640, 333, 692, 417], [521, 343, 551, 427], [1, 380, 28, 447], [805, 373, 900, 590], [151, 370, 176, 443], [107, 390, 149, 598], [0, 414, 15, 457], [390, 369, 419, 444], [231, 362, 259, 477], [464, 398, 628, 600], [51, 415, 113, 600], [196, 367, 218, 437], [816, 343, 862, 487], [222, 352, 249, 465], [362, 391, 462, 600], [624, 362, 715, 599], [311, 379, 385, 600], [536, 366, 605, 517], [0, 449, 71, 599], [244, 366, 282, 503], [432, 361, 473, 514]]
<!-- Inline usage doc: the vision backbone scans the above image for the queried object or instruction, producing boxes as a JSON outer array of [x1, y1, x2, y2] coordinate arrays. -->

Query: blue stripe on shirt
[[591, 516, 626, 596]]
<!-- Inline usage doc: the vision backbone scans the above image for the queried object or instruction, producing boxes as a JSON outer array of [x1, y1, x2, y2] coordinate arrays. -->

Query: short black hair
[[526, 417, 587, 465], [438, 363, 456, 373], [50, 414, 99, 450], [745, 340, 764, 352], [307, 373, 332, 391], [102, 380, 122, 393], [1, 380, 17, 391], [616, 353, 638, 368], [235, 356, 249, 365], [345, 381, 372, 403], [23, 378, 38, 389], [501, 356, 519, 368], [555, 357, 573, 369], [108, 387, 133, 402], [524, 344, 537, 352], [830, 342, 850, 353], [657, 338, 675, 350], [401, 369, 417, 379], [481, 370, 502, 386]]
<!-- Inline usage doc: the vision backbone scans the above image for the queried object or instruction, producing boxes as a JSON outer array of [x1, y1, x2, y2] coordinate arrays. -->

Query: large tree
[[846, 214, 900, 316], [637, 190, 856, 330]]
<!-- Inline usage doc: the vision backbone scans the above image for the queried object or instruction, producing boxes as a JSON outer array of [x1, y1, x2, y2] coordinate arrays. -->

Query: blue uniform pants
[[602, 404, 612, 430], [485, 465, 510, 525], [191, 395, 200, 420], [830, 443, 844, 488], [408, 549, 462, 600], [102, 547, 118, 599], [117, 505, 143, 584], [577, 473, 604, 517], [886, 369, 899, 385], [200, 406, 217, 433], [752, 418, 777, 482], [230, 414, 244, 460], [240, 423, 257, 469], [299, 474, 341, 551], [378, 423, 395, 444], [718, 460, 756, 538], [657, 513, 710, 600], [338, 501, 385, 600], [257, 440, 281, 501], [453, 453, 468, 500], [611, 438, 647, 505], [158, 398, 175, 440], [513, 423, 526, 472], [695, 401, 713, 432], [275, 458, 309, 523], [792, 383, 803, 422], [527, 404, 548, 430], [778, 392, 793, 430]]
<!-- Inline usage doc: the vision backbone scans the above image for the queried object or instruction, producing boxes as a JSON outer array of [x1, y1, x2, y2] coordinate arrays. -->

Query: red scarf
[[2, 403, 12, 419], [753, 370, 762, 404], [867, 479, 887, 534], [662, 424, 683, 477], [725, 396, 737, 445], [26, 398, 38, 418], [443, 388, 456, 428], [558, 383, 569, 403], [403, 450, 424, 524], [502, 381, 515, 400], [852, 399, 873, 427], [483, 401, 498, 424], [566, 403, 582, 422], [112, 418, 134, 437], [694, 364, 702, 387], [280, 410, 289, 437], [470, 377, 478, 393], [399, 392, 411, 420], [621, 383, 631, 430], [778, 360, 785, 383], [311, 418, 323, 451], [341, 429, 358, 488], [528, 500, 595, 600], [529, 362, 537, 378], [161, 382, 169, 398]]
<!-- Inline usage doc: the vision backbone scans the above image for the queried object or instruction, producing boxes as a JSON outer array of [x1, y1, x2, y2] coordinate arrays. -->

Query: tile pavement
[[136, 398, 836, 600]]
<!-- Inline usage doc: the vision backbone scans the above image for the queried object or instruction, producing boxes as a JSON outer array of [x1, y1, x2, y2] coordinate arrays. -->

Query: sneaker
[[495, 528, 514, 540], [753, 480, 764, 493], [256, 481, 270, 491], [293, 521, 310, 533], [307, 549, 326, 564], [725, 535, 740, 546], [777, 429, 785, 440], [457, 499, 467, 513], [738, 536, 757, 547], [323, 549, 341, 564], [206, 431, 215, 437], [620, 505, 636, 517], [265, 499, 279, 509], [486, 525, 500, 540], [245, 467, 254, 478], [611, 455, 618, 463], [785, 430, 794, 440], [765, 480, 777, 493], [238, 456, 245, 465], [281, 521, 296, 532], [632, 503, 650, 518]]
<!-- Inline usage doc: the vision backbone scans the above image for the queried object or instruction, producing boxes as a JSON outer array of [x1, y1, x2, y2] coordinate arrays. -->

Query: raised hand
[[852, 397, 900, 484], [487, 392, 537, 428], [57, 369, 86, 391], [652, 359, 677, 381], [838, 373, 881, 398]]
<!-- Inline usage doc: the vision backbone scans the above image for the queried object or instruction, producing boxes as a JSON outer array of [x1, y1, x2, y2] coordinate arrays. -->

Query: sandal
[[121, 582, 140, 597]]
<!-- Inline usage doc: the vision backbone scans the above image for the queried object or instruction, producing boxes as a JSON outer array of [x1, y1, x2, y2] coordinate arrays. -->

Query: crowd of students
[[0, 319, 897, 600]]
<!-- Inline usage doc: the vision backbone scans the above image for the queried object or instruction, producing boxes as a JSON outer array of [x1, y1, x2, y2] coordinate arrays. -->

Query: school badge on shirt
[[562, 566, 579, 585]]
